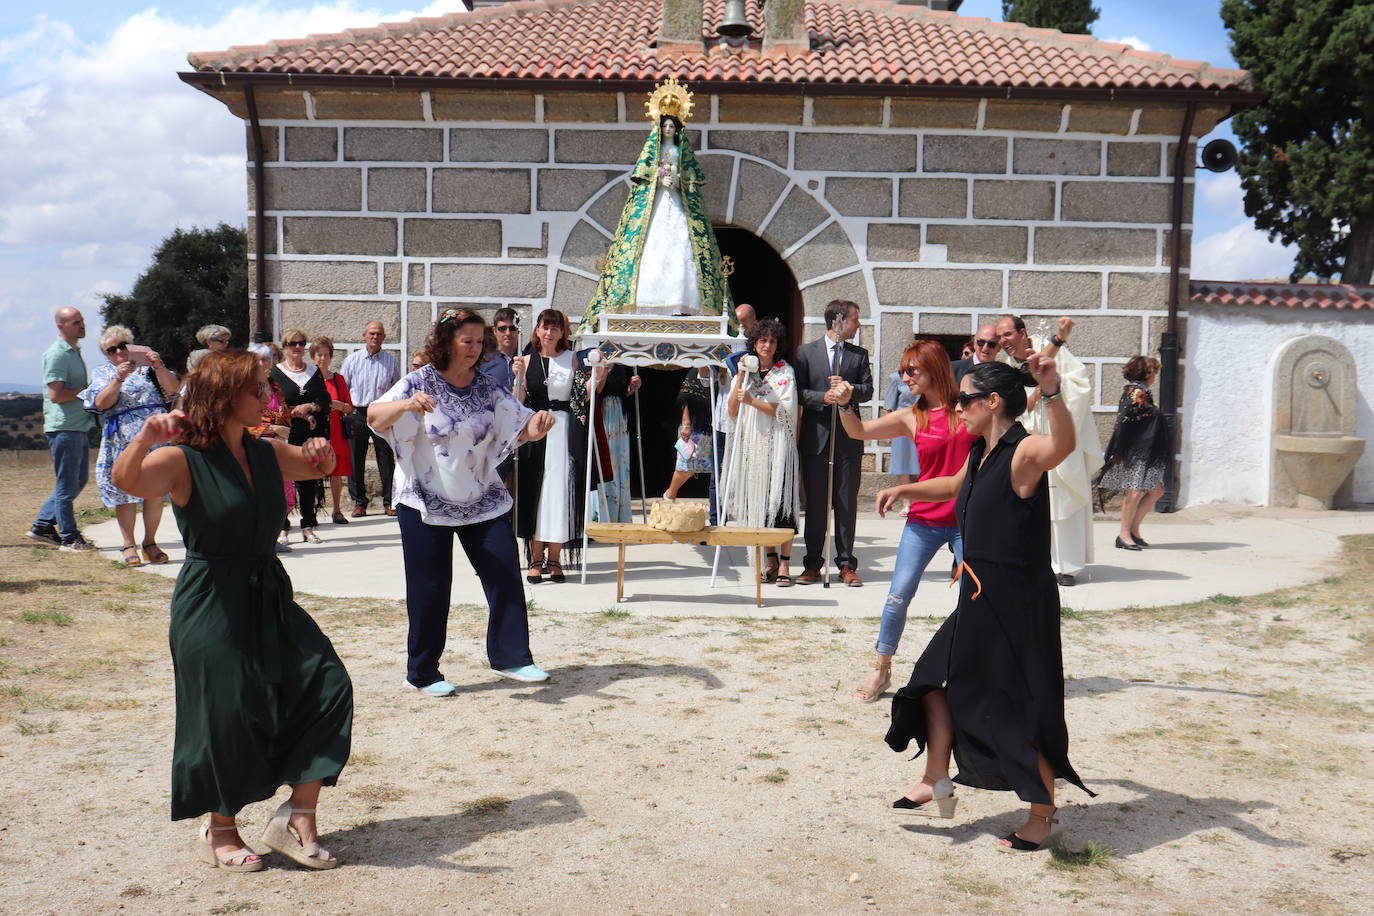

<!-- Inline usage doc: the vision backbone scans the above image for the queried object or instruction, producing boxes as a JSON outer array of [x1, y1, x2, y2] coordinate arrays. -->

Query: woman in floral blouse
[[370, 309, 556, 697]]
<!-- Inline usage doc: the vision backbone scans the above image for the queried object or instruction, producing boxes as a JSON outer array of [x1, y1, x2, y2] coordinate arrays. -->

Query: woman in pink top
[[833, 340, 976, 703]]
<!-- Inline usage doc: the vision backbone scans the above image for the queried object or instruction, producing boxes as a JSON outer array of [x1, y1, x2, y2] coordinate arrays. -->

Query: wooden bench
[[585, 523, 796, 607]]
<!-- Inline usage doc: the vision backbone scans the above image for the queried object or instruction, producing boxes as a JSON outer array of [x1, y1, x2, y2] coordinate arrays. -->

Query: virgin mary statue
[[578, 77, 731, 333]]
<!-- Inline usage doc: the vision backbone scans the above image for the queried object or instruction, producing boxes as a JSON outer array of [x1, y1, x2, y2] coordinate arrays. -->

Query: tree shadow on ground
[[1066, 676, 1263, 700], [323, 789, 585, 870], [448, 662, 725, 704], [899, 778, 1299, 856]]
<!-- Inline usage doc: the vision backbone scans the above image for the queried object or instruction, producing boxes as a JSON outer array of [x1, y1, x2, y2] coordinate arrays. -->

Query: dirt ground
[[1, 461, 1371, 915]]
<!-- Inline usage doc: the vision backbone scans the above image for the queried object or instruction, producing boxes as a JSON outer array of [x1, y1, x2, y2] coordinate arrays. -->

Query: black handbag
[[342, 412, 369, 440]]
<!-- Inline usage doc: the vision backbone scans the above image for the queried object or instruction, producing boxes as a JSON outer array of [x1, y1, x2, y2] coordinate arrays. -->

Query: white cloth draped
[[535, 351, 575, 544], [724, 363, 800, 528]]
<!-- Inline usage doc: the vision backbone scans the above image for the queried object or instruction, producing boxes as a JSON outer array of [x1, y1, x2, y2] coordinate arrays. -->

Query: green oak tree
[[101, 224, 249, 372], [1001, 0, 1100, 33], [1222, 0, 1374, 283]]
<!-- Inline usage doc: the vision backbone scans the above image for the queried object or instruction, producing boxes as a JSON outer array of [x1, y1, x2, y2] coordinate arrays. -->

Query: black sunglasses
[[956, 391, 992, 407], [104, 342, 129, 355], [494, 324, 518, 332], [283, 340, 306, 347], [899, 365, 920, 377], [973, 339, 999, 348]]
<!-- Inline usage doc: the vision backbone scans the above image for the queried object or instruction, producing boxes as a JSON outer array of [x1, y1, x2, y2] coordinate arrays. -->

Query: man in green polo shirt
[[27, 307, 98, 550]]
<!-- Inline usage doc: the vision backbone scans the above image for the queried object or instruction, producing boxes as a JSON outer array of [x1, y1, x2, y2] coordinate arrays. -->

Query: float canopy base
[[580, 313, 744, 369]]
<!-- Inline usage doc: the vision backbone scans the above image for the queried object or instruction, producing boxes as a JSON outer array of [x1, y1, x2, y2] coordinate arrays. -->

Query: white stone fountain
[[1269, 335, 1365, 509]]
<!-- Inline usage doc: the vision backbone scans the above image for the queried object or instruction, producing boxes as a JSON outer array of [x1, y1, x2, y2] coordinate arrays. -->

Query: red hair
[[177, 350, 262, 450], [900, 340, 959, 433]]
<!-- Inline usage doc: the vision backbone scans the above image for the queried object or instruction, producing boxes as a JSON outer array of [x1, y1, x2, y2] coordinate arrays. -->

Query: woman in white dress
[[514, 310, 604, 584], [725, 319, 801, 586]]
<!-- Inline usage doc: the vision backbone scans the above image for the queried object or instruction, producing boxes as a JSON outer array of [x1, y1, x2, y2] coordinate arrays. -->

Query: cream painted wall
[[1180, 304, 1374, 506]]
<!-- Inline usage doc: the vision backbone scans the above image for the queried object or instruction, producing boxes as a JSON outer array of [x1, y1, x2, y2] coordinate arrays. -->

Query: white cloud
[[1192, 222, 1295, 281], [0, 2, 462, 383], [1103, 35, 1152, 51]]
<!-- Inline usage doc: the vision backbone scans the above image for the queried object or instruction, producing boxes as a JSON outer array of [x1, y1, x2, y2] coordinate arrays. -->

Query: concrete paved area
[[88, 503, 1374, 617]]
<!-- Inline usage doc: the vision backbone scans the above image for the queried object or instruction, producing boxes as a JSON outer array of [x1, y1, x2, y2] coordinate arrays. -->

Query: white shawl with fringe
[[724, 363, 800, 528]]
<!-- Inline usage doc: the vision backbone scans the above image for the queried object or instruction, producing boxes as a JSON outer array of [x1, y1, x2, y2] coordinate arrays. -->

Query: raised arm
[[1011, 353, 1076, 493], [112, 412, 192, 505], [836, 392, 916, 442], [267, 436, 337, 481], [367, 390, 434, 434], [874, 463, 967, 517]]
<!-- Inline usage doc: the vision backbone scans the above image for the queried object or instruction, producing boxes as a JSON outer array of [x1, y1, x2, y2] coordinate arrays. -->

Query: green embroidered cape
[[578, 125, 732, 334]]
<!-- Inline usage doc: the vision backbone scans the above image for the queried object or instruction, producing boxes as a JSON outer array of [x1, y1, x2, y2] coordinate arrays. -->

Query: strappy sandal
[[199, 821, 264, 872], [141, 542, 168, 564], [997, 809, 1059, 853], [120, 545, 142, 567], [764, 551, 780, 583], [301, 528, 322, 544], [856, 660, 892, 703], [775, 554, 794, 587], [527, 559, 544, 584], [261, 800, 338, 870], [547, 560, 566, 584], [892, 775, 958, 818]]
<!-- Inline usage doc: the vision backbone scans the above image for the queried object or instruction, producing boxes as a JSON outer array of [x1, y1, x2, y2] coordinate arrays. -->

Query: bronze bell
[[717, 0, 753, 38]]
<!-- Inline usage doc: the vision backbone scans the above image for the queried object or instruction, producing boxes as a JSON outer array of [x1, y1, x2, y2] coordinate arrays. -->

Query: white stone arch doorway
[[551, 150, 870, 350]]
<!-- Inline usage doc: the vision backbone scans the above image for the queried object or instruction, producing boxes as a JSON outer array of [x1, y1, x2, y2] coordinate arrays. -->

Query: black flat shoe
[[526, 562, 544, 584], [1132, 534, 1149, 547], [1115, 536, 1142, 551], [547, 561, 566, 583]]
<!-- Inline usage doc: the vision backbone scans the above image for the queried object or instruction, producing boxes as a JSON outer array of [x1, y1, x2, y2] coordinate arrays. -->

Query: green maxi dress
[[168, 435, 352, 820]]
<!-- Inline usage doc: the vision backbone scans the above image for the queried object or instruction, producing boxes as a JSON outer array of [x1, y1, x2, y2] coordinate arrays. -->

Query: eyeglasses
[[283, 340, 306, 348], [494, 325, 518, 333], [956, 391, 992, 407], [973, 339, 999, 349], [899, 366, 920, 377], [104, 342, 129, 355]]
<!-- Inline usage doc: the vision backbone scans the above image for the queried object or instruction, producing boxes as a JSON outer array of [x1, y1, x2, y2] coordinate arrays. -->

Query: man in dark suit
[[793, 299, 874, 586], [949, 322, 999, 383]]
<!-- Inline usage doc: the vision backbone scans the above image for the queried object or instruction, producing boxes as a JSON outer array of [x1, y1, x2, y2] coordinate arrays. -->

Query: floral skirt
[[674, 431, 713, 474]]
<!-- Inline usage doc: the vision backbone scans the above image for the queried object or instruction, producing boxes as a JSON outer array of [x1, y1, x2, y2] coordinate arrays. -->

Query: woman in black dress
[[877, 357, 1094, 853], [270, 329, 332, 544], [1098, 355, 1169, 549]]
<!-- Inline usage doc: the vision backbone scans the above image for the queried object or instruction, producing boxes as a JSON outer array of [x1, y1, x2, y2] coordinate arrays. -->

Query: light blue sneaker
[[404, 678, 456, 697], [492, 664, 549, 683]]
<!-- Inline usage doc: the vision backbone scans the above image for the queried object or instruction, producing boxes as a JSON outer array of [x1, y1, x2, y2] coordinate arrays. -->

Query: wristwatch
[[1050, 335, 1065, 347]]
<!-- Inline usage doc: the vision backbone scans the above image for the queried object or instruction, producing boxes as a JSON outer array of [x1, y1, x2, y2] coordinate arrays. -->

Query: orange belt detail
[[949, 560, 983, 601]]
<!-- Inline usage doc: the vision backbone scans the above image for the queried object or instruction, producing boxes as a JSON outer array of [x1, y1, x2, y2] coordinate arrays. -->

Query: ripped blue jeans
[[875, 522, 963, 656]]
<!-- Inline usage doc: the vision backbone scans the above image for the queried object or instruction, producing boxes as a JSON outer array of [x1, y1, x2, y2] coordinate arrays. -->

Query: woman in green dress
[[113, 350, 352, 873]]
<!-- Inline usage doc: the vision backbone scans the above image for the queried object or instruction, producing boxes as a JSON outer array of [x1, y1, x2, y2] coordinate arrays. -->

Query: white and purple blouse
[[374, 365, 532, 527]]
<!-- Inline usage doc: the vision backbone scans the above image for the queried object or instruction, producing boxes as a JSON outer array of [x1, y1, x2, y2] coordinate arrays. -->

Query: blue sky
[[0, 1, 1289, 387]]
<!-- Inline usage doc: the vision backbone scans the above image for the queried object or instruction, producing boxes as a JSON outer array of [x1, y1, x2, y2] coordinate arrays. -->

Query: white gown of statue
[[634, 143, 702, 315]]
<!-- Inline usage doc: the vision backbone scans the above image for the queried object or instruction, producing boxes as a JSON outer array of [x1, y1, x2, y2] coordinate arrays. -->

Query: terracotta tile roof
[[187, 0, 1251, 94], [1190, 280, 1374, 311]]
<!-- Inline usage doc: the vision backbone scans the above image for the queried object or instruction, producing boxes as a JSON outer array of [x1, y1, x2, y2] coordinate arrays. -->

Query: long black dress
[[885, 423, 1093, 805]]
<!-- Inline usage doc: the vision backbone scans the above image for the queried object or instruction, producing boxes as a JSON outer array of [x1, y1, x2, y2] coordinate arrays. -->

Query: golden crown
[[645, 76, 694, 125]]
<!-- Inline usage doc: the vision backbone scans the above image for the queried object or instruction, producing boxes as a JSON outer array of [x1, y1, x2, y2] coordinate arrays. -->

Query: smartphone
[[126, 344, 154, 367]]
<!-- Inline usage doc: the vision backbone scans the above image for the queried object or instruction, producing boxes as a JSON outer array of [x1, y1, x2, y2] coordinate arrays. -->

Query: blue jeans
[[35, 431, 90, 541], [875, 522, 963, 656]]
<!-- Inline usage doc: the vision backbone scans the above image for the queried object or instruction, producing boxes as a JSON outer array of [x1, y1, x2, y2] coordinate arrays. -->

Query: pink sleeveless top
[[905, 407, 977, 527]]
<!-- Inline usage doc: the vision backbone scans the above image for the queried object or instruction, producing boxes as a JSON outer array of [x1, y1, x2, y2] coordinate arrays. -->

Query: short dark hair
[[426, 308, 485, 371], [824, 299, 858, 329], [967, 362, 1028, 420], [1006, 314, 1027, 332], [493, 307, 518, 326], [747, 318, 787, 360], [1122, 355, 1160, 383]]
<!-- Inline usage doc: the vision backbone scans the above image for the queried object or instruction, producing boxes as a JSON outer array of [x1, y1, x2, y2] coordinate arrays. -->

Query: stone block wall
[[239, 87, 1210, 470]]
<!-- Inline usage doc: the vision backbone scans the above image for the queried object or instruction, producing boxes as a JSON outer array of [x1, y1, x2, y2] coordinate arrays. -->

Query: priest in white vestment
[[997, 316, 1103, 585]]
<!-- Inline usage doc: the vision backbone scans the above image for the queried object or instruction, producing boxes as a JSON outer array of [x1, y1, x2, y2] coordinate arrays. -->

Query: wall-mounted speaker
[[1200, 139, 1237, 173]]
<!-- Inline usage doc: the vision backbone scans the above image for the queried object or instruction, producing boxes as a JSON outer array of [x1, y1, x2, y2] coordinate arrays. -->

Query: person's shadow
[[322, 790, 585, 870], [447, 662, 725, 704], [899, 778, 1299, 856], [1066, 676, 1262, 700]]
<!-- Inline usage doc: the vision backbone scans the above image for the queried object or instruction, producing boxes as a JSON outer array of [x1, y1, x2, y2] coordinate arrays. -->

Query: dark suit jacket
[[951, 356, 974, 383], [793, 336, 874, 457]]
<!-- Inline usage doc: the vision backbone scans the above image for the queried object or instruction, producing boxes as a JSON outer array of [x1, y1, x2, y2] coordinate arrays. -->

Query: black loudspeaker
[[1200, 139, 1237, 173]]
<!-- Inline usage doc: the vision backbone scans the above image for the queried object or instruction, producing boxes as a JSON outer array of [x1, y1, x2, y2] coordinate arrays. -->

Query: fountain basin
[[1272, 434, 1365, 509]]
